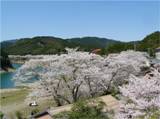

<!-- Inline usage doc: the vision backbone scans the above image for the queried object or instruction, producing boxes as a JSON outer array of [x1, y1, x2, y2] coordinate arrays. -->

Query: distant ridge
[[1, 36, 118, 55], [1, 31, 159, 55], [106, 31, 160, 56]]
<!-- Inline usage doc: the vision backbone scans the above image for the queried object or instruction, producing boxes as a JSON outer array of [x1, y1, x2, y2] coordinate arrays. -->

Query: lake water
[[0, 63, 22, 89]]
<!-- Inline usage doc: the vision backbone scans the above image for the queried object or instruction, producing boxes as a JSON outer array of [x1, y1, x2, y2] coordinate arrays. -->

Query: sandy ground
[[0, 88, 20, 93]]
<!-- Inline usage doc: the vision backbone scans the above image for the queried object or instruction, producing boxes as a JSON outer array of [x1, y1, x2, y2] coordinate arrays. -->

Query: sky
[[1, 0, 160, 41]]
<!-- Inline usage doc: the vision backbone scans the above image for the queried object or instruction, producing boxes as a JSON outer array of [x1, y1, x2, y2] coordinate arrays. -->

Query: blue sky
[[1, 1, 160, 41]]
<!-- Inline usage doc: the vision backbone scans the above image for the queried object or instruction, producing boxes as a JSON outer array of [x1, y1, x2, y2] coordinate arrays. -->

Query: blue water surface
[[0, 64, 22, 89]]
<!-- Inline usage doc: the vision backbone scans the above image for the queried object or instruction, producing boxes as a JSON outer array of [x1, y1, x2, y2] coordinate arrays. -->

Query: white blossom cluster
[[103, 50, 150, 91], [105, 50, 150, 73], [14, 48, 154, 112], [115, 69, 160, 119], [14, 48, 108, 105]]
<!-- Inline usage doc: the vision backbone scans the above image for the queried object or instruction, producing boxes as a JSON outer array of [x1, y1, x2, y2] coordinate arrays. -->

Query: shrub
[[54, 100, 109, 119], [15, 111, 23, 119], [0, 112, 4, 119], [31, 108, 39, 115]]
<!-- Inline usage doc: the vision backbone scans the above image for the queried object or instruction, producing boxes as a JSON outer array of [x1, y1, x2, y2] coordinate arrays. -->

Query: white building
[[155, 47, 160, 60]]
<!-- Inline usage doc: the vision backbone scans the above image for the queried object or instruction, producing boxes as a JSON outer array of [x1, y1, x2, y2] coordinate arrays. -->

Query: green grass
[[0, 112, 4, 119], [0, 88, 56, 118], [14, 98, 55, 118], [0, 88, 29, 106], [149, 111, 160, 119], [137, 111, 160, 119]]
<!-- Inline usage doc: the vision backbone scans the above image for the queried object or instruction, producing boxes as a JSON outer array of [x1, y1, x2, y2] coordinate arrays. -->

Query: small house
[[90, 49, 101, 54]]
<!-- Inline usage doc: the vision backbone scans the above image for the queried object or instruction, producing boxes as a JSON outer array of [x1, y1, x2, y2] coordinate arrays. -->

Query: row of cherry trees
[[14, 48, 159, 118], [116, 69, 160, 119]]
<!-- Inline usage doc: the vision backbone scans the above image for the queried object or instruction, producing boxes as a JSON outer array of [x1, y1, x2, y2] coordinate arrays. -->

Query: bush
[[54, 100, 109, 119], [31, 108, 39, 115], [0, 112, 4, 119], [15, 111, 23, 119]]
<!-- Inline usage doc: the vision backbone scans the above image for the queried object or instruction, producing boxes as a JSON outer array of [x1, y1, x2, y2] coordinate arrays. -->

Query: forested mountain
[[1, 37, 67, 55], [106, 31, 160, 56], [1, 36, 118, 55], [0, 49, 13, 71], [138, 31, 160, 51], [0, 39, 17, 48], [67, 37, 117, 50], [1, 31, 159, 55]]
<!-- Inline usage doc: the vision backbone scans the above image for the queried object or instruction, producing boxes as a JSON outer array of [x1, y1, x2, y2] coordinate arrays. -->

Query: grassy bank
[[0, 88, 29, 107], [0, 87, 55, 118]]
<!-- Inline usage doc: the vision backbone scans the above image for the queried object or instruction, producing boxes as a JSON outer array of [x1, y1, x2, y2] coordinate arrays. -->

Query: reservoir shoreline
[[0, 63, 22, 89]]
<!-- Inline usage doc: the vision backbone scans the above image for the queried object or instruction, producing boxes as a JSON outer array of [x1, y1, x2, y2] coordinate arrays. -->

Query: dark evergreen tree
[[0, 49, 13, 71]]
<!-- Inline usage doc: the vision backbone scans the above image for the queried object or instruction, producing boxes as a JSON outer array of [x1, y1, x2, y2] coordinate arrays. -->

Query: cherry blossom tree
[[115, 69, 160, 119], [14, 49, 151, 106], [103, 50, 150, 93], [14, 48, 111, 105]]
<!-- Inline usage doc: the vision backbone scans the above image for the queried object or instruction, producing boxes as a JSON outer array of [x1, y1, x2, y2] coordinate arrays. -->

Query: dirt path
[[0, 88, 20, 93], [99, 95, 120, 111], [49, 104, 72, 115]]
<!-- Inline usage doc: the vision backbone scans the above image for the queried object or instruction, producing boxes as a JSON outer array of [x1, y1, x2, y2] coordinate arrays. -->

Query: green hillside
[[106, 31, 160, 56], [138, 31, 160, 51], [1, 37, 67, 55], [1, 36, 118, 55], [1, 31, 159, 56], [67, 37, 117, 51]]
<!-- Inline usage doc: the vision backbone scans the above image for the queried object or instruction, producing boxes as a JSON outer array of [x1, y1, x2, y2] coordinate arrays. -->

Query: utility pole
[[134, 41, 136, 51], [148, 48, 150, 56]]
